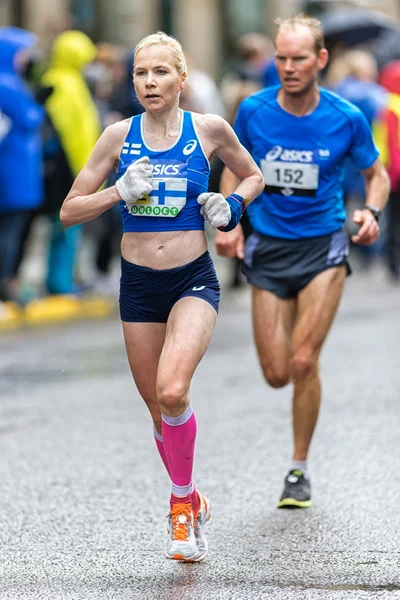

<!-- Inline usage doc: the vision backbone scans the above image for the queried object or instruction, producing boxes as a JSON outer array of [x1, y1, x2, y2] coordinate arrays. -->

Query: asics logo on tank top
[[151, 164, 180, 176], [183, 139, 198, 155], [265, 145, 313, 163]]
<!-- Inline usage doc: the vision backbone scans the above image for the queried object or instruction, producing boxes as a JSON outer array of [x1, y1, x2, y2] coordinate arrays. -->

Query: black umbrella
[[373, 29, 400, 69], [320, 8, 399, 48]]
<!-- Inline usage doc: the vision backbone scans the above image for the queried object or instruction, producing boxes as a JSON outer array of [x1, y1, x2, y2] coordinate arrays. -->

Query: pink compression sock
[[162, 405, 197, 507], [155, 426, 199, 511], [153, 426, 170, 477]]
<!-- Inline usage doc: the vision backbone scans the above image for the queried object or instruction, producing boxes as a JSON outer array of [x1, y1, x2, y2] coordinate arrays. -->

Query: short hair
[[134, 31, 187, 76], [274, 14, 325, 54]]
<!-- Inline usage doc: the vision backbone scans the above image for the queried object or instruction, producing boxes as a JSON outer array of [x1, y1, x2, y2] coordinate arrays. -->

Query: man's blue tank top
[[116, 110, 210, 232], [234, 86, 379, 239]]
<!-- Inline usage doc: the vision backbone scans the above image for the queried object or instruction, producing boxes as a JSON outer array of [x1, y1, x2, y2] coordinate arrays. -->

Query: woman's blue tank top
[[116, 110, 210, 232]]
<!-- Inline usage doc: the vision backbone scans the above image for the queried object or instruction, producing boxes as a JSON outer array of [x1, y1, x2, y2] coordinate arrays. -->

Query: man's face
[[275, 25, 327, 96]]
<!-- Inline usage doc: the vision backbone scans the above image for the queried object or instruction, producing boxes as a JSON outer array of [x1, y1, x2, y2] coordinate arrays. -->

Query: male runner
[[215, 15, 390, 508]]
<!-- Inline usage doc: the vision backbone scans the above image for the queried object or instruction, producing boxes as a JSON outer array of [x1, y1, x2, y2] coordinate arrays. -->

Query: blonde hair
[[274, 14, 325, 54], [134, 31, 187, 76], [325, 50, 378, 87]]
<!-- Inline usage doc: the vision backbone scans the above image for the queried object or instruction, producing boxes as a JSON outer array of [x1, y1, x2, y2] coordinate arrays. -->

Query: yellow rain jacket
[[42, 30, 101, 177]]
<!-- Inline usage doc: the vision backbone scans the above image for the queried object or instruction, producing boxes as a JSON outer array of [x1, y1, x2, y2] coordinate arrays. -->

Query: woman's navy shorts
[[119, 251, 220, 323]]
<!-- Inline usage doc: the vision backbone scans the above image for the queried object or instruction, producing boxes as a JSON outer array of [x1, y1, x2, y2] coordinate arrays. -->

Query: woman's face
[[134, 44, 185, 112]]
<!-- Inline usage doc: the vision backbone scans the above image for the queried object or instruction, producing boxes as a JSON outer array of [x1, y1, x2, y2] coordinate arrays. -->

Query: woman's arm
[[60, 122, 128, 228], [198, 114, 264, 201]]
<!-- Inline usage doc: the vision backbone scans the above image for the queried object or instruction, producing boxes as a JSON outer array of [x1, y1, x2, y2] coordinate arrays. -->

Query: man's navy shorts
[[242, 228, 351, 299], [119, 251, 220, 323]]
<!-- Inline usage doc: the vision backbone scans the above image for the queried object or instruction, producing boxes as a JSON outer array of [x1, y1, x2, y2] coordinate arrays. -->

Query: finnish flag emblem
[[129, 177, 187, 218], [128, 160, 188, 217], [121, 142, 142, 155], [149, 178, 187, 215]]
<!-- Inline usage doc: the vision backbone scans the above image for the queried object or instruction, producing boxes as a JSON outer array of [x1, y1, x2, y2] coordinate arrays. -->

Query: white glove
[[116, 156, 153, 209], [197, 192, 231, 228]]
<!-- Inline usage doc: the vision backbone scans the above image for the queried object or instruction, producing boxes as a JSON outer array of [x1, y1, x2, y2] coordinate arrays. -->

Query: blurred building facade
[[1, 0, 399, 77]]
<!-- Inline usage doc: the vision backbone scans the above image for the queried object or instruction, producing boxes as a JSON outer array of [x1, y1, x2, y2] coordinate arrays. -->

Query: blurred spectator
[[325, 50, 388, 268], [180, 54, 226, 117], [83, 42, 126, 294], [326, 50, 387, 124], [84, 46, 140, 295], [235, 32, 279, 87], [85, 42, 123, 127], [40, 30, 101, 295], [0, 27, 45, 303], [220, 33, 278, 122], [374, 61, 400, 279], [107, 50, 144, 122]]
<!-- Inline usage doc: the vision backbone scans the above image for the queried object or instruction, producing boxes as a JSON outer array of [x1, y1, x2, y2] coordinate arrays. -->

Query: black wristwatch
[[364, 206, 382, 222]]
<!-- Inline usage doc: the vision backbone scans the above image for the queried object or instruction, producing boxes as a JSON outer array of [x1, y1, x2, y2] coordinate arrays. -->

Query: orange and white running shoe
[[193, 493, 212, 562], [165, 503, 197, 562]]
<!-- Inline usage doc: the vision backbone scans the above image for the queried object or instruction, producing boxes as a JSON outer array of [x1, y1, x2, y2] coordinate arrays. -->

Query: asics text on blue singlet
[[234, 86, 379, 239]]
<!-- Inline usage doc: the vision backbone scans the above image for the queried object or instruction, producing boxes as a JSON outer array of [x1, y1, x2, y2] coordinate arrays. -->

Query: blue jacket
[[0, 27, 44, 214]]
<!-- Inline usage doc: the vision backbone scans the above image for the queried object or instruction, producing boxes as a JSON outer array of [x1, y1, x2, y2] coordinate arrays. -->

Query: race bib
[[261, 160, 319, 197], [128, 160, 187, 217]]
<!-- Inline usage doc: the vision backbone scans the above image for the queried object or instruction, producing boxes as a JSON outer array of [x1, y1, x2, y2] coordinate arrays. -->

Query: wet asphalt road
[[0, 264, 400, 600]]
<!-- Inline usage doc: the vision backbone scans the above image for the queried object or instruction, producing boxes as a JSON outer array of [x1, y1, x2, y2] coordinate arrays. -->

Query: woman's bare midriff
[[120, 229, 209, 270]]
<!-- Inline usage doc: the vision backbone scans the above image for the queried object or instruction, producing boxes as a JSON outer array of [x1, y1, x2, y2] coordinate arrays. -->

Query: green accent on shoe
[[277, 469, 312, 509], [277, 497, 312, 509]]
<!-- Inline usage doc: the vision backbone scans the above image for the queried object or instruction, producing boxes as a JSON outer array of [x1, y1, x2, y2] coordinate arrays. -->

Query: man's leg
[[291, 266, 346, 460], [251, 286, 297, 388], [278, 266, 346, 508]]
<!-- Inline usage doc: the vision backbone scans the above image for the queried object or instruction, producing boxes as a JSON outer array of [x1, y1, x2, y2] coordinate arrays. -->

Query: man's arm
[[352, 158, 390, 245]]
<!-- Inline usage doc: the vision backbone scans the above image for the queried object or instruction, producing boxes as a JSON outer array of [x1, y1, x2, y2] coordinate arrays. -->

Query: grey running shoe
[[193, 493, 212, 561], [277, 469, 312, 508], [165, 503, 197, 561]]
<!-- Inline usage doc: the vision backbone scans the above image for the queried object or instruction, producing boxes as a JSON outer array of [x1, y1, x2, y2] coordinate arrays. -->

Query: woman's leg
[[122, 320, 170, 472], [122, 320, 177, 479], [157, 296, 216, 560], [122, 320, 166, 427]]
